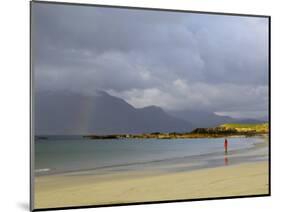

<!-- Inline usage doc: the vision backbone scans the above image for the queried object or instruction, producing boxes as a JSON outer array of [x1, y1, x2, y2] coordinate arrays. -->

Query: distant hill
[[189, 122, 269, 137], [167, 110, 264, 128], [35, 91, 193, 135], [220, 123, 269, 133]]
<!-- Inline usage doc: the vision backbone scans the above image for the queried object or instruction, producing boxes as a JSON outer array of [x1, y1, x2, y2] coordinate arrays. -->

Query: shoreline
[[35, 135, 268, 177], [36, 133, 268, 141], [35, 161, 269, 209], [34, 135, 269, 209]]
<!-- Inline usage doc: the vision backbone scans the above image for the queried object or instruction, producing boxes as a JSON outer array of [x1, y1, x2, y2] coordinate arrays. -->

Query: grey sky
[[32, 3, 269, 119]]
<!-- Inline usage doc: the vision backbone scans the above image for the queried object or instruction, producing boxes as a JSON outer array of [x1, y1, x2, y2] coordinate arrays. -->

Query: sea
[[34, 136, 268, 176]]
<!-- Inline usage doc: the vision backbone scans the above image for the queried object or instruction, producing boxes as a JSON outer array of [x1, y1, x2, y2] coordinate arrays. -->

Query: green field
[[220, 123, 269, 133]]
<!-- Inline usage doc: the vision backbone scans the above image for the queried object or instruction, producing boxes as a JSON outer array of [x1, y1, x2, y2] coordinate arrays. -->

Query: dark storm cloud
[[32, 3, 269, 118]]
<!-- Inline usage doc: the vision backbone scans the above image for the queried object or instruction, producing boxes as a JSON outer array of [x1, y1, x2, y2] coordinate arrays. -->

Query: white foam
[[35, 168, 51, 173]]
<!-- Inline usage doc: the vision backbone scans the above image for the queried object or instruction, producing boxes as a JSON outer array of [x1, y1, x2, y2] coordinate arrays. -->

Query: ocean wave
[[35, 168, 51, 173]]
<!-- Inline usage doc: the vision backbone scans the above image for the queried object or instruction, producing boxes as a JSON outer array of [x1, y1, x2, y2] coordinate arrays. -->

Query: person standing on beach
[[224, 138, 228, 154]]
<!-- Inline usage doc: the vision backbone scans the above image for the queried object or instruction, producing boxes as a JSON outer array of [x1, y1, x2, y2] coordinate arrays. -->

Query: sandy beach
[[34, 161, 269, 209]]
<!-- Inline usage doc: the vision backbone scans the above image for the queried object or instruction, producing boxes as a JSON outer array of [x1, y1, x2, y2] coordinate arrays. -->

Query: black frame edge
[[32, 0, 270, 18], [32, 194, 270, 212], [30, 0, 34, 211], [268, 16, 271, 197]]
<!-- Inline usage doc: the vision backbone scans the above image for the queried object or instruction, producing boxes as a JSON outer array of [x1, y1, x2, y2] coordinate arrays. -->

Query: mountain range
[[35, 90, 264, 135], [35, 91, 192, 135], [167, 110, 264, 129]]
